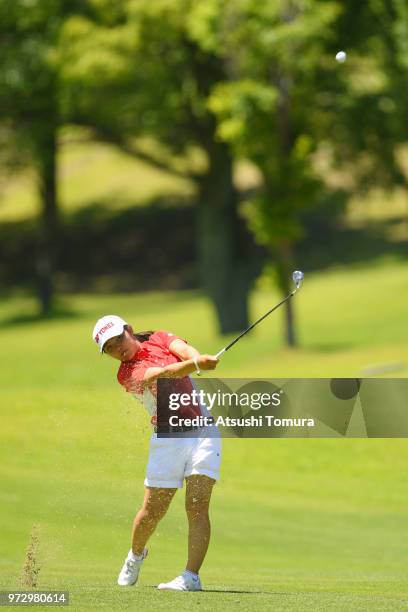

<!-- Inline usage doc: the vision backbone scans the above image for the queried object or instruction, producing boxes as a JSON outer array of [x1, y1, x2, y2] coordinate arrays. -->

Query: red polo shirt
[[117, 331, 202, 425]]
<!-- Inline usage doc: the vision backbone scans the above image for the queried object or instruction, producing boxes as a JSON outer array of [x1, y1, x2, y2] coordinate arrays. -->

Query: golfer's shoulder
[[151, 330, 176, 340], [149, 330, 180, 346]]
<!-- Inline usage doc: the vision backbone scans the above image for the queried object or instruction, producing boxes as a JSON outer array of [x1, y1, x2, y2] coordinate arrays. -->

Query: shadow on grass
[[203, 589, 291, 594], [305, 342, 353, 353], [297, 217, 408, 272], [0, 193, 262, 294], [0, 305, 79, 329], [57, 196, 199, 293], [145, 586, 285, 594]]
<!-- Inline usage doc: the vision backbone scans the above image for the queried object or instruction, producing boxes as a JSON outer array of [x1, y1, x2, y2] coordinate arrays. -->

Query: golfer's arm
[[135, 341, 202, 388], [141, 360, 197, 386], [168, 339, 200, 361]]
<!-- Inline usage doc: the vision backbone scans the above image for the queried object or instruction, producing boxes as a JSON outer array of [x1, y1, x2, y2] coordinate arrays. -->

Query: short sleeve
[[118, 362, 149, 394], [151, 330, 187, 350]]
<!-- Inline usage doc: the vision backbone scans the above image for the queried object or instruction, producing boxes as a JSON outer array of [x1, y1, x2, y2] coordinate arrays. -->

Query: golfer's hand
[[197, 354, 219, 370]]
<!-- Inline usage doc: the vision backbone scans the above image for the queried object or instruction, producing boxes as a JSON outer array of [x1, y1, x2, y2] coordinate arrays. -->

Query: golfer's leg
[[185, 475, 215, 573], [132, 486, 177, 555]]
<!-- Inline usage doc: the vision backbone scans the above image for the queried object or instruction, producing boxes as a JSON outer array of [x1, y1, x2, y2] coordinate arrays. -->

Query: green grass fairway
[[0, 131, 195, 222], [1, 261, 408, 610]]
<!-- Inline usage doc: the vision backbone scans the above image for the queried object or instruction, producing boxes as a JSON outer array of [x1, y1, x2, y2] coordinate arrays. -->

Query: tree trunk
[[197, 141, 258, 334], [275, 239, 296, 347], [274, 58, 297, 347], [35, 123, 58, 317]]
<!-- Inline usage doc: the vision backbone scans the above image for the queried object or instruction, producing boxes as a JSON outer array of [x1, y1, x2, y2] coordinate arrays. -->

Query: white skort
[[144, 426, 222, 488]]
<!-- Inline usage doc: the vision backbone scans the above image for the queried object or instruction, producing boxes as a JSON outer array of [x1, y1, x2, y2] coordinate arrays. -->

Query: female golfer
[[92, 315, 221, 591]]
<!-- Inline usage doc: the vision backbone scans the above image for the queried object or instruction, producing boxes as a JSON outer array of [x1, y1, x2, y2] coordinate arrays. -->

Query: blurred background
[[2, 1, 408, 608], [1, 0, 408, 347]]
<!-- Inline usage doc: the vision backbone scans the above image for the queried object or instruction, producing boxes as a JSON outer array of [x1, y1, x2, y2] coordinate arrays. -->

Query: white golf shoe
[[157, 570, 202, 591], [117, 548, 148, 586]]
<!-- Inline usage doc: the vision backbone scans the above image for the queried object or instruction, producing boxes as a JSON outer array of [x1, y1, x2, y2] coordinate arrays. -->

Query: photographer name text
[[168, 415, 316, 428]]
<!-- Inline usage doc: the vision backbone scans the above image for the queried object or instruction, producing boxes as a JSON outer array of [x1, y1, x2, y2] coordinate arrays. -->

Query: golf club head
[[292, 270, 304, 290]]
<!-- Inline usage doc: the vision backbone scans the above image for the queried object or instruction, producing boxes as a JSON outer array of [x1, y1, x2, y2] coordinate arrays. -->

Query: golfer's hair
[[125, 325, 154, 343]]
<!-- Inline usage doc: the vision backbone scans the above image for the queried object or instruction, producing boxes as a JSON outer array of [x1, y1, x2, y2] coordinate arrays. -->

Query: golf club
[[215, 270, 304, 359]]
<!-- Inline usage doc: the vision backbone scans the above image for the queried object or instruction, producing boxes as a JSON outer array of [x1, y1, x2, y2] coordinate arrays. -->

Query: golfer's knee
[[136, 506, 165, 526], [185, 498, 210, 519]]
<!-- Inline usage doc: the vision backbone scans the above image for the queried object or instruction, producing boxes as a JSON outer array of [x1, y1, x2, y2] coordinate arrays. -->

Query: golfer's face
[[103, 330, 138, 361]]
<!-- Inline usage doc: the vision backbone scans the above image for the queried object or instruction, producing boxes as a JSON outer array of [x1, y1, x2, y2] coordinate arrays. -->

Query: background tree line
[[1, 0, 407, 344]]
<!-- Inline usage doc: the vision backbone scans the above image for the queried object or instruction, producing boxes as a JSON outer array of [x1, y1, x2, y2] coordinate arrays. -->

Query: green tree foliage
[[2, 0, 408, 343], [205, 0, 408, 345], [58, 0, 261, 334], [0, 0, 86, 315]]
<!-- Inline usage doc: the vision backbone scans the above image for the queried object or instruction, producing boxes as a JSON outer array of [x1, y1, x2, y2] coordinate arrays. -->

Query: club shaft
[[215, 289, 297, 359]]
